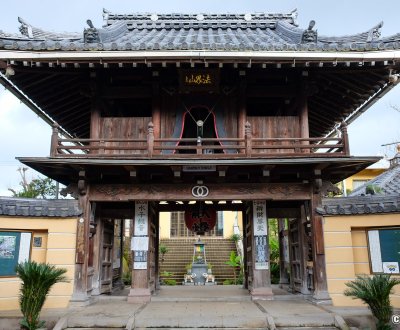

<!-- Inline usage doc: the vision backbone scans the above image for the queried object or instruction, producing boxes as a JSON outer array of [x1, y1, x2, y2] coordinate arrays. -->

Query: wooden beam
[[101, 86, 152, 99], [90, 183, 311, 201], [246, 86, 297, 98]]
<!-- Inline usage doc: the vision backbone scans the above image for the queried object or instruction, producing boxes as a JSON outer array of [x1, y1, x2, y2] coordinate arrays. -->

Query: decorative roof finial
[[367, 21, 383, 41], [18, 17, 33, 38], [84, 19, 99, 43], [302, 20, 317, 43]]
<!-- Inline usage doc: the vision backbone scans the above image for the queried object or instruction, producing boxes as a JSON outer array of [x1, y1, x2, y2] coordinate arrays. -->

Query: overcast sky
[[1, 0, 399, 196]]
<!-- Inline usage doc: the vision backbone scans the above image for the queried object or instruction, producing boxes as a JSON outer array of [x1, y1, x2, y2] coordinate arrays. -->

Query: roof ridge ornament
[[18, 17, 33, 38], [244, 13, 252, 21], [84, 19, 100, 43], [290, 8, 298, 26], [367, 21, 383, 42], [302, 20, 317, 43]]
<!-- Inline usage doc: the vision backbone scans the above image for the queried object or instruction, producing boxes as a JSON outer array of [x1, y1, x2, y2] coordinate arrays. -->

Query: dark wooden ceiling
[[4, 62, 395, 139]]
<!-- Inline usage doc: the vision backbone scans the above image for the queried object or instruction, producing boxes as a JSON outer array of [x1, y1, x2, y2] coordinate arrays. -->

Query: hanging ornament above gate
[[184, 202, 216, 235]]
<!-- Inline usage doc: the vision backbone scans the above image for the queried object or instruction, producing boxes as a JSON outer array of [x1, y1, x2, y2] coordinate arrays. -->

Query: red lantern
[[185, 204, 216, 235]]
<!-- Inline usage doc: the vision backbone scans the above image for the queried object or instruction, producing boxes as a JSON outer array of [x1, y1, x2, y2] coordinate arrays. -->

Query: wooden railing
[[50, 121, 350, 159]]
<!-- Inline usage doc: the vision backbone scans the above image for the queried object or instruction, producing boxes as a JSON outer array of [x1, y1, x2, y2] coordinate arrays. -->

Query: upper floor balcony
[[50, 121, 350, 159]]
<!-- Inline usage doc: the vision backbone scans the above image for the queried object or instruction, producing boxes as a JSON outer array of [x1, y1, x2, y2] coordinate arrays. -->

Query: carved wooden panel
[[90, 183, 311, 202]]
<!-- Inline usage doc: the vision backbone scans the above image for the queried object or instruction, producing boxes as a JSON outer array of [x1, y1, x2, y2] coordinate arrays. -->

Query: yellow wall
[[223, 211, 242, 238], [159, 212, 171, 239], [324, 213, 400, 307], [340, 168, 386, 193], [0, 216, 77, 310]]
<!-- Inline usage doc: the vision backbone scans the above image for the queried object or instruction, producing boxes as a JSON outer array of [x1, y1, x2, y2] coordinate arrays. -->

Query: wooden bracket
[[78, 171, 86, 196]]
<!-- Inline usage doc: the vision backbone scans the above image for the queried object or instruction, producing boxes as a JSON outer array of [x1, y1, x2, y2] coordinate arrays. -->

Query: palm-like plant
[[16, 261, 68, 330], [225, 251, 242, 284], [344, 274, 400, 330]]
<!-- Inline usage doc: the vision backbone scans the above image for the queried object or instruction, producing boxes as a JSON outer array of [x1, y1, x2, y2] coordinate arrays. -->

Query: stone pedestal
[[192, 264, 208, 285], [311, 290, 332, 305], [251, 287, 274, 300], [69, 292, 92, 306], [127, 288, 151, 303]]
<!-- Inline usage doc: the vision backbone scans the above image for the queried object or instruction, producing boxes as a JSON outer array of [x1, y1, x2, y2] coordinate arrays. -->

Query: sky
[[0, 0, 400, 196]]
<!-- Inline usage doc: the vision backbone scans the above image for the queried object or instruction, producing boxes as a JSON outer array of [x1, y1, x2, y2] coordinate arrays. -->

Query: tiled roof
[[318, 195, 400, 215], [0, 9, 399, 52], [0, 197, 81, 217], [350, 151, 400, 196]]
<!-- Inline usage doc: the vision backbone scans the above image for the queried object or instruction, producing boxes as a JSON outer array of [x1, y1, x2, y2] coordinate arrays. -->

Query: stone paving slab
[[65, 300, 141, 328], [134, 301, 268, 329], [257, 300, 335, 328]]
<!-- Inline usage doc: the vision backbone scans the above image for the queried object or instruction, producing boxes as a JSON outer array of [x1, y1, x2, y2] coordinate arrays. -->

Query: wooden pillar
[[50, 122, 59, 157], [250, 201, 273, 300], [242, 209, 249, 290], [128, 201, 151, 303], [152, 78, 161, 143], [300, 205, 312, 295], [278, 219, 289, 287], [310, 192, 330, 301], [340, 121, 350, 155], [70, 182, 91, 305], [90, 74, 101, 155], [299, 82, 310, 153], [238, 79, 246, 153], [154, 211, 160, 290]]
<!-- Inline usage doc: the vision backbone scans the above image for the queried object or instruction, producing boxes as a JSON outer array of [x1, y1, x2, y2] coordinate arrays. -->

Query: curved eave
[[17, 156, 380, 186], [1, 49, 400, 62]]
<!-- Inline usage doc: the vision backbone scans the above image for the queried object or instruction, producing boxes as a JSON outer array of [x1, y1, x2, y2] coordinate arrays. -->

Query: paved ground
[[0, 285, 377, 330]]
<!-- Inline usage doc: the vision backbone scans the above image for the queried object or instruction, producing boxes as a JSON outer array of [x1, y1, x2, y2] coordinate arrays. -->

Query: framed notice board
[[368, 228, 400, 274], [0, 231, 32, 276]]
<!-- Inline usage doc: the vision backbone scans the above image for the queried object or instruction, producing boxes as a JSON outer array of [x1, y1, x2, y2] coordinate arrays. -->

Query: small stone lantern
[[191, 238, 208, 285]]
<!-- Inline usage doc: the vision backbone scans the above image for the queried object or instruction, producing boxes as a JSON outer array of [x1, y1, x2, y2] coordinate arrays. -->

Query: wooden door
[[100, 220, 114, 294], [288, 218, 303, 292]]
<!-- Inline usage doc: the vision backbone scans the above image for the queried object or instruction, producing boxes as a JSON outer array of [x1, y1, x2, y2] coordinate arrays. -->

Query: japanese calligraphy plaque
[[179, 69, 219, 92]]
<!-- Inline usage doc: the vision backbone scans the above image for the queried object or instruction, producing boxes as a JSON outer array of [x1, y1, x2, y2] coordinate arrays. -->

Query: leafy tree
[[8, 167, 57, 199]]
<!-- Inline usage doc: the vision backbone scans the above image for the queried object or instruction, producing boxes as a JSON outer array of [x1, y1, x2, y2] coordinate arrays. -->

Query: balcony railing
[[50, 121, 350, 159]]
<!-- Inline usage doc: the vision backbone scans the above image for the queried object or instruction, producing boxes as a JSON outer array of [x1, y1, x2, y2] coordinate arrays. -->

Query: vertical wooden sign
[[253, 201, 269, 270], [133, 201, 149, 270], [134, 201, 148, 236]]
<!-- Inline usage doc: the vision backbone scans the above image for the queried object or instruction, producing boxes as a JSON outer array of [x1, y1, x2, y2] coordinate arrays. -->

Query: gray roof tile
[[0, 197, 81, 217], [350, 156, 400, 196], [319, 195, 400, 215], [0, 9, 399, 52]]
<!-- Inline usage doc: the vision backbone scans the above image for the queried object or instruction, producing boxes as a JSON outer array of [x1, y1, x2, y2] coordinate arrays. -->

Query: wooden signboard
[[179, 69, 220, 93], [0, 231, 32, 276], [253, 201, 269, 270]]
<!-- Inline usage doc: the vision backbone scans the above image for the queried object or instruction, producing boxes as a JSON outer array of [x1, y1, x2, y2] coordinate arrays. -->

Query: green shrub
[[344, 274, 400, 330], [225, 251, 241, 284], [270, 262, 280, 284], [164, 279, 177, 286], [229, 233, 242, 242], [16, 261, 68, 330], [159, 244, 169, 262], [223, 279, 234, 285]]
